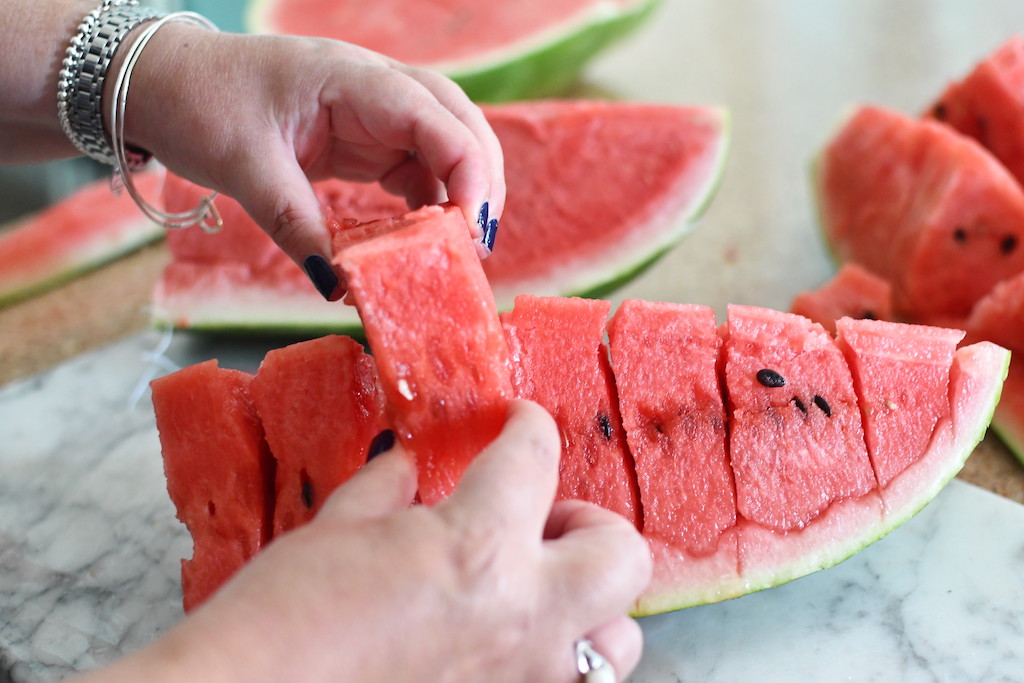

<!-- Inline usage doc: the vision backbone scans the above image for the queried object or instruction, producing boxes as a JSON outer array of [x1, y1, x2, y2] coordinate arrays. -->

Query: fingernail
[[483, 217, 499, 253], [367, 429, 396, 461], [477, 201, 489, 236], [303, 254, 340, 301]]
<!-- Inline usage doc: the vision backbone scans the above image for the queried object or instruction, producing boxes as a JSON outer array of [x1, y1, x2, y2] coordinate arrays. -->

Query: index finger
[[440, 399, 562, 537]]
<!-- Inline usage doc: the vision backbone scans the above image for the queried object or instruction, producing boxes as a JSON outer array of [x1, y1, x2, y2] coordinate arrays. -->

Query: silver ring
[[576, 639, 617, 683]]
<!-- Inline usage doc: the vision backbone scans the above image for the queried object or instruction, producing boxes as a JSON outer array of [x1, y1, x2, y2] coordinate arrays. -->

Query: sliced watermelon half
[[152, 100, 729, 334], [244, 0, 661, 102], [0, 167, 164, 308]]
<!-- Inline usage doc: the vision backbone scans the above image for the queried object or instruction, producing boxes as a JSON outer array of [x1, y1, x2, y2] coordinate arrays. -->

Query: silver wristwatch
[[58, 1, 165, 168]]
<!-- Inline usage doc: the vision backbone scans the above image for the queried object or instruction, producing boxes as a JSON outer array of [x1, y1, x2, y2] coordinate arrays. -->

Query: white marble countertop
[[5, 0, 1024, 680]]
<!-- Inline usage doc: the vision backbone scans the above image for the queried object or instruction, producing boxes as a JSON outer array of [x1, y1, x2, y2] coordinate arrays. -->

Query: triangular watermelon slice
[[151, 100, 729, 334], [244, 0, 661, 102]]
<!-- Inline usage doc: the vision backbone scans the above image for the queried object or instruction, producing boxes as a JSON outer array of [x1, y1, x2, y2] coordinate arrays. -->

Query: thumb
[[315, 445, 418, 524], [226, 148, 345, 301]]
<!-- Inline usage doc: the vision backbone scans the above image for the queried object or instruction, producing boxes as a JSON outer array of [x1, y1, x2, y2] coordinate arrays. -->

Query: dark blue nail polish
[[367, 429, 396, 461], [483, 217, 499, 253], [303, 254, 339, 301], [477, 202, 489, 233]]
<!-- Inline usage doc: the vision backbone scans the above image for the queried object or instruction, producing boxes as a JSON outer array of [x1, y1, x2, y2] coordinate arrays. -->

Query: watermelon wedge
[[0, 168, 164, 308], [244, 0, 661, 102], [152, 100, 729, 334], [814, 105, 1024, 325]]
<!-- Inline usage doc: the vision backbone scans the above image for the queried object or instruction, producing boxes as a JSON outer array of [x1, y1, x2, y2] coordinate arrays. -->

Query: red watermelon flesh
[[789, 263, 894, 334], [724, 305, 876, 532], [250, 335, 386, 535], [835, 318, 964, 488], [0, 167, 164, 307], [816, 105, 1024, 322], [500, 295, 641, 529], [927, 36, 1024, 187], [605, 299, 734, 553], [152, 101, 728, 333], [249, 0, 636, 67], [150, 359, 274, 611], [334, 205, 513, 505]]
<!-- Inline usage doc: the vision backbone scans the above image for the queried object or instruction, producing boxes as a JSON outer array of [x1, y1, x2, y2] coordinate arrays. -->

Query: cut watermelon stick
[[723, 305, 877, 533], [606, 299, 734, 552], [334, 205, 514, 504], [250, 335, 386, 535], [0, 167, 164, 308], [245, 0, 661, 102], [501, 294, 641, 528], [151, 359, 274, 612], [152, 101, 729, 334], [836, 318, 964, 489]]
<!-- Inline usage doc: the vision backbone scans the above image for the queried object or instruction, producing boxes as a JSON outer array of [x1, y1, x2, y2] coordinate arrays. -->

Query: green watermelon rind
[[245, 0, 660, 103], [0, 218, 164, 309], [634, 341, 1009, 617], [447, 0, 662, 102]]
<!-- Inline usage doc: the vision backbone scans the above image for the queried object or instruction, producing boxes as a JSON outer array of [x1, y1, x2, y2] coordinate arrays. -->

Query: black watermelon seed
[[301, 479, 314, 510], [598, 413, 613, 440], [792, 397, 808, 415], [1001, 234, 1019, 255], [862, 310, 877, 320], [756, 369, 787, 388], [813, 394, 833, 417], [932, 102, 948, 120], [367, 429, 396, 460], [953, 227, 968, 243]]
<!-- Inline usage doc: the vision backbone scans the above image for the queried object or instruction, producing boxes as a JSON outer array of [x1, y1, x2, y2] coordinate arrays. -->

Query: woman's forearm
[[0, 0, 105, 162]]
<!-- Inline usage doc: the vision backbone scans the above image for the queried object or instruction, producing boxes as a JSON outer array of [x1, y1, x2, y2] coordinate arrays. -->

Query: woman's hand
[[120, 24, 506, 297], [84, 400, 651, 682]]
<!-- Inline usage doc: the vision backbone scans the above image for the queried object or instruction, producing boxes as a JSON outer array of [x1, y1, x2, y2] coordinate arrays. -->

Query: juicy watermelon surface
[[153, 204, 1009, 615], [152, 101, 729, 334]]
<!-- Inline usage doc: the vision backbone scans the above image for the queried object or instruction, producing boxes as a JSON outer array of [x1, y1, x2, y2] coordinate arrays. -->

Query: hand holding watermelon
[[2, 0, 505, 301], [82, 400, 651, 682]]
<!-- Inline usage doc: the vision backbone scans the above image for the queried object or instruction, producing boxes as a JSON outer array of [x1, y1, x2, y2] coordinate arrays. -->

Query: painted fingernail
[[483, 217, 499, 253], [303, 254, 340, 301], [367, 429, 396, 461], [477, 201, 489, 236]]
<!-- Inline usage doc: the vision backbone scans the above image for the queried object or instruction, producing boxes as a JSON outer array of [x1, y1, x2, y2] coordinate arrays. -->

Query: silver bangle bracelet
[[109, 12, 223, 233], [58, 0, 165, 168]]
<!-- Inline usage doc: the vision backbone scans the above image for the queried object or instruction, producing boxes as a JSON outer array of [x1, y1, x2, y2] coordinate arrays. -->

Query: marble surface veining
[[2, 332, 1024, 681]]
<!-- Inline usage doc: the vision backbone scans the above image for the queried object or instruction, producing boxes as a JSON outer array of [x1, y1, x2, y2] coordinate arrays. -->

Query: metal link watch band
[[58, 1, 166, 167]]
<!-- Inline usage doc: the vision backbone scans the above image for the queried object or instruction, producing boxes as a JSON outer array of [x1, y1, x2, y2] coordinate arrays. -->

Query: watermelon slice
[[150, 359, 274, 611], [244, 0, 661, 102], [250, 335, 387, 535], [0, 168, 164, 308], [151, 100, 729, 334], [789, 263, 894, 333], [814, 105, 1024, 324], [927, 36, 1024, 187], [501, 295, 641, 528], [334, 205, 514, 504]]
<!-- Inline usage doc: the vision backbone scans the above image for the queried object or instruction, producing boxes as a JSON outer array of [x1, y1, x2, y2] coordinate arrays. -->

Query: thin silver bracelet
[[109, 12, 223, 232], [58, 0, 165, 168]]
